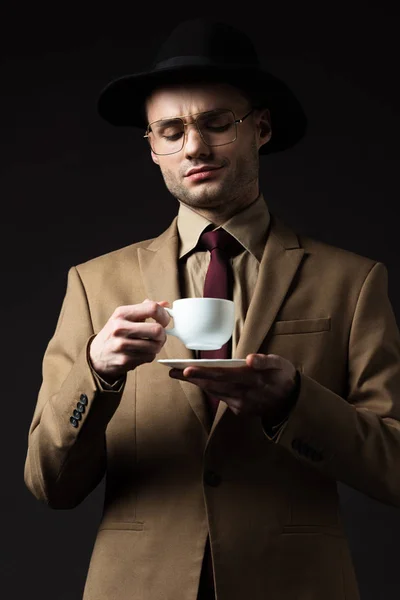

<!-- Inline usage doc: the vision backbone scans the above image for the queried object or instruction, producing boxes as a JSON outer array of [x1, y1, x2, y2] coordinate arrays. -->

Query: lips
[[185, 166, 221, 177]]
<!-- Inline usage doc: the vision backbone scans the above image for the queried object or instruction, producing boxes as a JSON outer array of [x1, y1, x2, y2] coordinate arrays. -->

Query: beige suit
[[24, 210, 400, 600]]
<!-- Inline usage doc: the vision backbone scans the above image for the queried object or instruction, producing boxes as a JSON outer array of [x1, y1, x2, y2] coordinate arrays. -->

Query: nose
[[183, 122, 212, 159]]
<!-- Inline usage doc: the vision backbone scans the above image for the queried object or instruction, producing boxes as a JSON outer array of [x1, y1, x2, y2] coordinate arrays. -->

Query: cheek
[[158, 158, 180, 177], [213, 148, 235, 171]]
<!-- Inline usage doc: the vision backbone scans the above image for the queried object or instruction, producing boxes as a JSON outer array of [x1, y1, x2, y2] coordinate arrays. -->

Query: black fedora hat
[[97, 19, 307, 155]]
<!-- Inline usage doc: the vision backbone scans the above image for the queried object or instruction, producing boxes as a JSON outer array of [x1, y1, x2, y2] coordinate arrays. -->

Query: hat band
[[154, 55, 258, 71]]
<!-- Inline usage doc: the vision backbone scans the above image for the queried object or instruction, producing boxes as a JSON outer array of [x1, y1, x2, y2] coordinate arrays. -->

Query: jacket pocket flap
[[99, 521, 144, 531], [282, 524, 342, 537], [272, 317, 331, 335]]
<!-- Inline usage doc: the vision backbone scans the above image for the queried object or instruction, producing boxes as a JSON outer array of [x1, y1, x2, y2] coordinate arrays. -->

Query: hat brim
[[97, 64, 307, 155]]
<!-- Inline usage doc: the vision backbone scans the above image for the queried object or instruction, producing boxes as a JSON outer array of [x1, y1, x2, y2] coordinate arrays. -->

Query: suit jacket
[[24, 214, 400, 600]]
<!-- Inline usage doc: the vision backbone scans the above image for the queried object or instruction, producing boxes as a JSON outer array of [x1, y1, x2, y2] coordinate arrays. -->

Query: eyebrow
[[155, 117, 183, 126], [151, 108, 230, 124]]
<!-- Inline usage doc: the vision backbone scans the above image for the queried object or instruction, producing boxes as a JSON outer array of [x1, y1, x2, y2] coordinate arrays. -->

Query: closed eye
[[162, 132, 184, 141], [205, 123, 232, 132]]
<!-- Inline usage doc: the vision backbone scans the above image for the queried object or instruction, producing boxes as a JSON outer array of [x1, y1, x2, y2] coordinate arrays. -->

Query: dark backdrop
[[2, 1, 400, 598]]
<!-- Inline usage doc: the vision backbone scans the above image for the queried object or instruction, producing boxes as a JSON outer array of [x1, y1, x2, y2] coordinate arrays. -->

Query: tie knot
[[198, 228, 243, 258]]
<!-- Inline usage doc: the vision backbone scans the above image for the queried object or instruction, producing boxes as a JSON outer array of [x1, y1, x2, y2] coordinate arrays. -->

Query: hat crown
[[96, 19, 307, 154], [153, 19, 259, 69]]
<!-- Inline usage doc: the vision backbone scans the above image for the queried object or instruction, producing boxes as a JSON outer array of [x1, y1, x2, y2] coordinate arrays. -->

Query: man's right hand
[[89, 299, 171, 384]]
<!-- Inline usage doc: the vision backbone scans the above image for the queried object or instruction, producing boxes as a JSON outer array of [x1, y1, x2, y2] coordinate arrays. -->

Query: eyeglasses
[[144, 108, 254, 156]]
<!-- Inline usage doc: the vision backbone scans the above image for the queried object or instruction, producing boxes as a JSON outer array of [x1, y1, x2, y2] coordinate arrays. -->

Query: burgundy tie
[[196, 228, 242, 599], [198, 228, 243, 418]]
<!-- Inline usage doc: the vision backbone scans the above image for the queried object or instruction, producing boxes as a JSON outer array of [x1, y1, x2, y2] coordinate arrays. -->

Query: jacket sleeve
[[265, 261, 400, 507], [24, 266, 126, 509]]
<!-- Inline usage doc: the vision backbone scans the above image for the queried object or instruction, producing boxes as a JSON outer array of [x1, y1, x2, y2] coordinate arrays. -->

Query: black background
[[2, 1, 400, 598]]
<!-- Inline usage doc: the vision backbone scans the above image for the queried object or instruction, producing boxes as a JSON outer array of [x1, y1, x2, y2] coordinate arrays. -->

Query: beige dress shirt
[[176, 193, 270, 358]]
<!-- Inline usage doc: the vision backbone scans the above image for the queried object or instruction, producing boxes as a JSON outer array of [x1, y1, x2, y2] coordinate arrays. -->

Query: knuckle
[[110, 318, 124, 335], [116, 339, 130, 353], [151, 323, 164, 338], [114, 338, 127, 353], [114, 354, 129, 367], [110, 325, 123, 338], [112, 306, 125, 319], [147, 301, 160, 317]]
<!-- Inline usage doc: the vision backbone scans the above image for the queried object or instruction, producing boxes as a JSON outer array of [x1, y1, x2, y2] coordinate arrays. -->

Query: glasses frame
[[144, 108, 254, 156]]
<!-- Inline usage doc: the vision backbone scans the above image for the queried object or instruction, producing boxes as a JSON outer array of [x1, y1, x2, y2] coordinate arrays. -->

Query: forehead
[[145, 81, 250, 122]]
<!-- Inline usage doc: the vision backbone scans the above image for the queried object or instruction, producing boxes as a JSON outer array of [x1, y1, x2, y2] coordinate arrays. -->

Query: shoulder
[[69, 239, 153, 289], [77, 238, 154, 270], [72, 218, 178, 282], [271, 214, 379, 276]]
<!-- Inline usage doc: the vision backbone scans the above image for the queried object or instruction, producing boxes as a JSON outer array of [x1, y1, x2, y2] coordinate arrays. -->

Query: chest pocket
[[271, 317, 331, 335]]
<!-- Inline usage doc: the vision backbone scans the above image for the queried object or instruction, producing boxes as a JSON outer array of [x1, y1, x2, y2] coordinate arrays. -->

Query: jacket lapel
[[209, 216, 305, 436], [138, 218, 210, 432], [234, 215, 305, 359]]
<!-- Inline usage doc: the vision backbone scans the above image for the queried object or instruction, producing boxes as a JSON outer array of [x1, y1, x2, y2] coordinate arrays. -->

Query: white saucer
[[157, 359, 247, 369]]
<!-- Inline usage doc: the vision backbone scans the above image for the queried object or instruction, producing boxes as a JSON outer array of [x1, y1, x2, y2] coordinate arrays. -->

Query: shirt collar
[[177, 193, 271, 263]]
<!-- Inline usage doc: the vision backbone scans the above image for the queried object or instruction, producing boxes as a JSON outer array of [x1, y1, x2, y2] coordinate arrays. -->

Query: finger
[[181, 365, 254, 382], [118, 319, 166, 342], [210, 389, 242, 402], [145, 300, 171, 327], [118, 300, 171, 327], [170, 370, 245, 398], [122, 337, 162, 352], [246, 353, 282, 371]]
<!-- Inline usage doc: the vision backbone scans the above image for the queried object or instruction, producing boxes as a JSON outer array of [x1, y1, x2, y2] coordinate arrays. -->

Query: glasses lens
[[147, 110, 237, 154], [148, 118, 184, 155], [197, 110, 236, 146]]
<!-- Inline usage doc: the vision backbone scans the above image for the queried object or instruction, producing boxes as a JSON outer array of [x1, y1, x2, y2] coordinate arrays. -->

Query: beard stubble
[[159, 139, 260, 211]]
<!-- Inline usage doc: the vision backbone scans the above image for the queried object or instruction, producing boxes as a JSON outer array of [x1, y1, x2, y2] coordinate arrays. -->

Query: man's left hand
[[169, 353, 299, 420]]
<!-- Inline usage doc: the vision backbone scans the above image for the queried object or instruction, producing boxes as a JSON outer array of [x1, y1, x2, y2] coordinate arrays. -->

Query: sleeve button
[[310, 449, 323, 461], [204, 470, 222, 487], [73, 410, 82, 420], [76, 402, 85, 413], [291, 438, 301, 451], [79, 394, 88, 405], [70, 417, 79, 428]]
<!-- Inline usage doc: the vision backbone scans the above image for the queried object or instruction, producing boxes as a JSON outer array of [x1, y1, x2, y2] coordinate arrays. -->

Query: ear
[[256, 108, 272, 150], [151, 150, 160, 165]]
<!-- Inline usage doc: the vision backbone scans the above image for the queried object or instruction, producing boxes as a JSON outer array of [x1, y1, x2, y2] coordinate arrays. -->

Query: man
[[24, 18, 400, 600]]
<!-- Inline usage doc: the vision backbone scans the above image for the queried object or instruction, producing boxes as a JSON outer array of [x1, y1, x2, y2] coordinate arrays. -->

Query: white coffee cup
[[164, 298, 235, 350]]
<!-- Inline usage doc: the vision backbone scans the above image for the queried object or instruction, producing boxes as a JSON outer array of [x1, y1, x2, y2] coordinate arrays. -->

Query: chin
[[187, 189, 224, 205], [167, 178, 229, 207], [188, 179, 225, 195]]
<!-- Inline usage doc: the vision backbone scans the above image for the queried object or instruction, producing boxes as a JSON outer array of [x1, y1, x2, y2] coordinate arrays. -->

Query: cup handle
[[164, 307, 178, 338]]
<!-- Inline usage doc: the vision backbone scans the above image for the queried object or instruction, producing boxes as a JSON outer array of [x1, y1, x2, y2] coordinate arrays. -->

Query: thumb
[[248, 354, 267, 369]]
